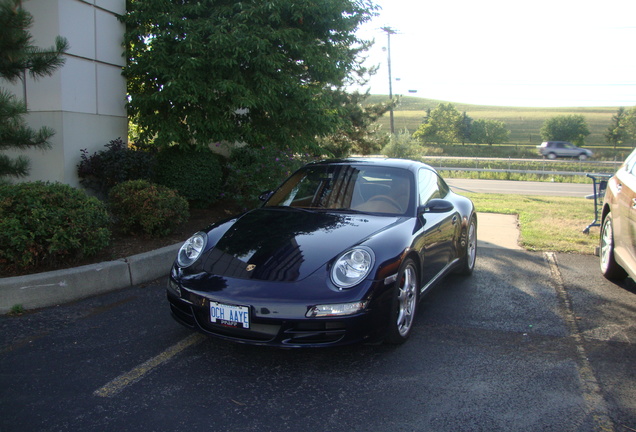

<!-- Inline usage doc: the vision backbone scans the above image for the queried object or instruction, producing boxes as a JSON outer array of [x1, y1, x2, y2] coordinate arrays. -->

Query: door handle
[[632, 198, 636, 209], [452, 215, 458, 225]]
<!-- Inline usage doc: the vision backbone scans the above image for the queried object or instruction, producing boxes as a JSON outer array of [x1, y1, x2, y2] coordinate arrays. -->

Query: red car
[[600, 148, 636, 280]]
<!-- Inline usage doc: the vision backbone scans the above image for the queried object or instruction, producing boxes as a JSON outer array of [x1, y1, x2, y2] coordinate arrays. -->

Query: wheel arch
[[600, 203, 611, 226], [403, 250, 423, 286], [458, 210, 478, 252]]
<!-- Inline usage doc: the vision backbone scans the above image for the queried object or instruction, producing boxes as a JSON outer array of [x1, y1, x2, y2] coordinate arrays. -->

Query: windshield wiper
[[266, 205, 316, 213], [325, 208, 368, 214]]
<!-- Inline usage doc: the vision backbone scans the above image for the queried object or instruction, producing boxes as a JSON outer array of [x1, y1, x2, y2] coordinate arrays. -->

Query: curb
[[0, 213, 523, 314], [0, 243, 181, 314]]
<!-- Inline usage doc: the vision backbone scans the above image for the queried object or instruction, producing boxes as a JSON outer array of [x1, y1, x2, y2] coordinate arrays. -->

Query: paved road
[[446, 178, 596, 197], [1, 248, 634, 432]]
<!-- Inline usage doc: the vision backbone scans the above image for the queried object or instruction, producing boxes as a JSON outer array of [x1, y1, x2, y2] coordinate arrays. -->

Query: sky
[[353, 0, 636, 107]]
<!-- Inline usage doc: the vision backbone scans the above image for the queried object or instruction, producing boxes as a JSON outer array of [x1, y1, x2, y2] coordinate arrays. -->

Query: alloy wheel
[[396, 263, 417, 337]]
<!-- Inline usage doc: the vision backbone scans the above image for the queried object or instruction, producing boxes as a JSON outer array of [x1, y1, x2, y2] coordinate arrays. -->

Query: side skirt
[[419, 258, 460, 296]]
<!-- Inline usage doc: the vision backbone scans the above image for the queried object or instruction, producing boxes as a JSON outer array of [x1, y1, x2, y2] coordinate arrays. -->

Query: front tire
[[386, 258, 419, 344], [600, 213, 627, 280]]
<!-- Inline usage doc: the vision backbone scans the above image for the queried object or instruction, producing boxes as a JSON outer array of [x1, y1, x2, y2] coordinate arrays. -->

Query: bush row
[[0, 182, 111, 273], [109, 180, 189, 237], [78, 138, 223, 207], [224, 146, 315, 206], [2, 140, 315, 274], [0, 180, 190, 275], [78, 139, 315, 208]]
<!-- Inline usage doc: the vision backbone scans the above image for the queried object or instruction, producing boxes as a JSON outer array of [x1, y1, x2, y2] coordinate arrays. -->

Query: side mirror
[[259, 191, 273, 202], [418, 199, 454, 214]]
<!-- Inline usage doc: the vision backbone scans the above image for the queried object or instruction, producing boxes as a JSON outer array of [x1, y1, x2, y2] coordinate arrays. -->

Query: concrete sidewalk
[[477, 212, 522, 250], [0, 212, 520, 313]]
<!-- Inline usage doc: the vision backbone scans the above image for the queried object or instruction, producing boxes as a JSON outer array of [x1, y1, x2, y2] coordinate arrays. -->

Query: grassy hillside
[[366, 95, 627, 148]]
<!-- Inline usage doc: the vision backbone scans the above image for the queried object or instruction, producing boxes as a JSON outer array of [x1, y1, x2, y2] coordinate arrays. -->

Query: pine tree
[[605, 107, 628, 150], [0, 0, 68, 179]]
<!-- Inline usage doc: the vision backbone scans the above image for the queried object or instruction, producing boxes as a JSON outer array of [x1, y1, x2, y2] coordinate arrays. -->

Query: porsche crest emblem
[[246, 264, 256, 272]]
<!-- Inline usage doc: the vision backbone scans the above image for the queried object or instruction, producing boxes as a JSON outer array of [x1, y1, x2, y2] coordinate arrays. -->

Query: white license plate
[[209, 301, 250, 329]]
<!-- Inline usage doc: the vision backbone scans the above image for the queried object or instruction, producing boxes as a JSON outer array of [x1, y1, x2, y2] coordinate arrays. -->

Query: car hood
[[200, 207, 402, 282]]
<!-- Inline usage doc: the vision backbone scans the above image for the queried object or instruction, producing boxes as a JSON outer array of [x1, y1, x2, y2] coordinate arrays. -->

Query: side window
[[625, 149, 636, 176], [418, 168, 441, 205], [437, 174, 450, 197]]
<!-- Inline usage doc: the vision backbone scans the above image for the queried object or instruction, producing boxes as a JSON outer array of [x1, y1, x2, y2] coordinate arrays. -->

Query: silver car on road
[[537, 141, 593, 160]]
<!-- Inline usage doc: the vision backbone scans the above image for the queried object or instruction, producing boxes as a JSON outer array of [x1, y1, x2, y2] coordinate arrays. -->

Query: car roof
[[307, 157, 434, 173]]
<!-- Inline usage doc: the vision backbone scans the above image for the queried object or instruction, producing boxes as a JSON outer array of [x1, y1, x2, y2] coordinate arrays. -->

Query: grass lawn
[[466, 192, 600, 255]]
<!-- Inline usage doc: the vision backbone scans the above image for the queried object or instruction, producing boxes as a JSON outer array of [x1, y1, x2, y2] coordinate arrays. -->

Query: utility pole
[[381, 26, 397, 135]]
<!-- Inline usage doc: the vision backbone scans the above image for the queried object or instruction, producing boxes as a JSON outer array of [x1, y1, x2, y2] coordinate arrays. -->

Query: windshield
[[264, 164, 414, 215]]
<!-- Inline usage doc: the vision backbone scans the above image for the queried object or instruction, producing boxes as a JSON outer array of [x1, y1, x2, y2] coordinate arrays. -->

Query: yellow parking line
[[93, 333, 205, 398]]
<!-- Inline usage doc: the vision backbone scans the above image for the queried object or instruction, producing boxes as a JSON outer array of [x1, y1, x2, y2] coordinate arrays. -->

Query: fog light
[[167, 278, 181, 297], [306, 301, 367, 318]]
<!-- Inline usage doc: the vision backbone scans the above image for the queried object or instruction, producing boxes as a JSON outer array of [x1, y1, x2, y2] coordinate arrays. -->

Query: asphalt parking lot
[[1, 247, 635, 432]]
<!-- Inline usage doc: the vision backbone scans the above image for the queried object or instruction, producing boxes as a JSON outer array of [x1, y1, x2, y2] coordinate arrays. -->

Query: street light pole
[[381, 26, 397, 135]]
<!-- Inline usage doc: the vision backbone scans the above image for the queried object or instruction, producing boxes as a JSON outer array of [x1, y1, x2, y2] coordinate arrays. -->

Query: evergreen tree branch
[[0, 0, 67, 178]]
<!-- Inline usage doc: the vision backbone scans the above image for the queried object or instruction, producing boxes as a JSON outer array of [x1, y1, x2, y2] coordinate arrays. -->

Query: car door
[[414, 168, 458, 286], [555, 142, 574, 157], [611, 153, 636, 271]]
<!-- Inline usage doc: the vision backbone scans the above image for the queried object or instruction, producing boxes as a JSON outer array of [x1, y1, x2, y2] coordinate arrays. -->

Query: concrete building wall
[[3, 0, 127, 187]]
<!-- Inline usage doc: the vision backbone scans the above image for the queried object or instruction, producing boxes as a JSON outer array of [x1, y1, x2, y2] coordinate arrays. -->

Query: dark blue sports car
[[167, 158, 477, 347]]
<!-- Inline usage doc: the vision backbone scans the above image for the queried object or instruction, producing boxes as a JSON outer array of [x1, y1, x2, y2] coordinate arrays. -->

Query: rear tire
[[456, 216, 477, 275], [547, 153, 557, 160], [600, 213, 627, 280]]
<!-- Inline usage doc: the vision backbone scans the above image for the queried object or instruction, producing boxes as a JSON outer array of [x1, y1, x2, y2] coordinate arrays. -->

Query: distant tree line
[[408, 102, 636, 149], [412, 103, 510, 145], [540, 115, 590, 146]]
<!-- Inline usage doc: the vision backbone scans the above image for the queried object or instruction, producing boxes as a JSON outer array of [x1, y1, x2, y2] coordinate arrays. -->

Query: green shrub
[[155, 147, 223, 207], [9, 304, 24, 316], [382, 130, 423, 159], [0, 182, 111, 273], [77, 138, 157, 197], [224, 146, 314, 207], [109, 180, 189, 237]]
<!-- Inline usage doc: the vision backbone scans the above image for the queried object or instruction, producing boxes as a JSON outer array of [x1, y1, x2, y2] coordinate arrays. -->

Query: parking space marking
[[545, 252, 615, 432], [93, 333, 205, 398]]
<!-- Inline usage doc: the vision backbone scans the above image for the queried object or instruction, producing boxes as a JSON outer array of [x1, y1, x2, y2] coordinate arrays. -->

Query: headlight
[[177, 232, 208, 268], [330, 247, 374, 289]]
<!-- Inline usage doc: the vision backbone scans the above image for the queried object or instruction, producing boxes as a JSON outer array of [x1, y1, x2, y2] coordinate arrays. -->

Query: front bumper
[[166, 273, 390, 348], [167, 291, 381, 347]]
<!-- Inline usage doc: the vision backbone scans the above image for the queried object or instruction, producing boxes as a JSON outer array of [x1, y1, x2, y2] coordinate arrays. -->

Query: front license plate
[[209, 301, 250, 329]]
